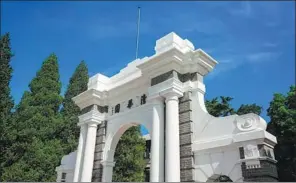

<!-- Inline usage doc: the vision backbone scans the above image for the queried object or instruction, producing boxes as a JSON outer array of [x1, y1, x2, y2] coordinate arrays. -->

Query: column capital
[[78, 110, 105, 127], [162, 90, 183, 103], [148, 77, 183, 101], [147, 95, 165, 105]]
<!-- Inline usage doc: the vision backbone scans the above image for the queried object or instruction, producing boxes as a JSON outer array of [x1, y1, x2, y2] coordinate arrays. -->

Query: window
[[141, 94, 147, 105], [127, 99, 133, 109], [115, 104, 120, 113], [61, 172, 67, 182]]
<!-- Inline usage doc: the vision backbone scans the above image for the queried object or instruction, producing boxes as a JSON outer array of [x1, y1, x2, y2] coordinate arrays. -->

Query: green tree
[[60, 61, 89, 154], [112, 126, 146, 182], [267, 85, 296, 181], [206, 96, 262, 117], [0, 33, 15, 178], [237, 104, 262, 115], [1, 53, 64, 181], [206, 96, 235, 117]]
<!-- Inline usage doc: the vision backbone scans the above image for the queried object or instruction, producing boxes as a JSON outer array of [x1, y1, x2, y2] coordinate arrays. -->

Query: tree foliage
[[206, 96, 235, 117], [0, 33, 15, 179], [205, 96, 262, 117], [267, 85, 296, 181], [1, 54, 64, 181], [112, 126, 146, 182], [237, 104, 262, 115], [60, 61, 89, 154]]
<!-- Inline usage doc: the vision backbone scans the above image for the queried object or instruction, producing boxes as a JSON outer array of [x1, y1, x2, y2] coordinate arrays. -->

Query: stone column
[[73, 124, 87, 182], [80, 123, 99, 182], [149, 97, 165, 182], [101, 160, 116, 182], [164, 93, 181, 182]]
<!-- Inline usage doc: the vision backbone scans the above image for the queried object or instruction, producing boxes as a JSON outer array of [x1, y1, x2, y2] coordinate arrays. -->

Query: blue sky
[[1, 1, 295, 135]]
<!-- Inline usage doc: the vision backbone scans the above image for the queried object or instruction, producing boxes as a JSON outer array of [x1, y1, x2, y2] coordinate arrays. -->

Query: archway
[[103, 122, 152, 182], [100, 101, 164, 182], [111, 124, 150, 182]]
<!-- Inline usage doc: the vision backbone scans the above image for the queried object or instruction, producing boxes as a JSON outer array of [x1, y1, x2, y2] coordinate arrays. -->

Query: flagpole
[[135, 7, 141, 59]]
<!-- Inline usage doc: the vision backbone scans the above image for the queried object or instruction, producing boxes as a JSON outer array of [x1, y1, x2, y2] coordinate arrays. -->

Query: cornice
[[72, 89, 108, 109], [148, 77, 183, 100], [78, 110, 106, 126]]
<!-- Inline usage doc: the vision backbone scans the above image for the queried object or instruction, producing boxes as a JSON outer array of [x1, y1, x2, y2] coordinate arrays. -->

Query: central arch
[[106, 122, 150, 163], [101, 103, 164, 182], [112, 123, 150, 182]]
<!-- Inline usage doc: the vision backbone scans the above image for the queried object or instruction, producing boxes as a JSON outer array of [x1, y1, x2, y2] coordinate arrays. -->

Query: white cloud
[[263, 43, 277, 48], [182, 18, 228, 35], [246, 52, 281, 63], [229, 1, 252, 18], [207, 51, 281, 79], [207, 59, 240, 79]]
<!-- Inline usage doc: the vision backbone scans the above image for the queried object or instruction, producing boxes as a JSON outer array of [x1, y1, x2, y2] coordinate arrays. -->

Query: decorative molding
[[244, 144, 260, 159], [235, 113, 267, 132], [81, 105, 95, 114], [151, 70, 174, 86], [151, 70, 199, 86], [177, 72, 197, 83], [81, 104, 108, 115], [97, 105, 108, 113], [78, 110, 105, 126]]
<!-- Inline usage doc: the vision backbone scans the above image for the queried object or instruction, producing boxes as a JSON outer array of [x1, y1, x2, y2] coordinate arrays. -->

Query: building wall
[[194, 147, 243, 182], [56, 151, 77, 182]]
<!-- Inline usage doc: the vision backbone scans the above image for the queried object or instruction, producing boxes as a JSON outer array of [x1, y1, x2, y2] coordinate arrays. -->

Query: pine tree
[[112, 126, 146, 182], [0, 33, 15, 179], [205, 96, 235, 117], [205, 96, 262, 117], [60, 61, 88, 153], [237, 104, 262, 115], [1, 53, 64, 181]]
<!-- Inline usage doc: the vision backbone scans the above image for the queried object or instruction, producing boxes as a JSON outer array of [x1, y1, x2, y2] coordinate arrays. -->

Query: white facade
[[56, 151, 76, 182], [56, 32, 277, 182]]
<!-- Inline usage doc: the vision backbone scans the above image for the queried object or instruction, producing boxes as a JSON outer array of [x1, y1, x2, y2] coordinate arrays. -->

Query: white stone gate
[[56, 32, 278, 182]]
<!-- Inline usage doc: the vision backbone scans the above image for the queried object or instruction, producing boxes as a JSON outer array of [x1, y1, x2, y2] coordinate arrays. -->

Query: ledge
[[78, 110, 106, 126], [72, 89, 108, 109], [148, 77, 183, 99], [233, 130, 277, 145], [192, 130, 277, 152]]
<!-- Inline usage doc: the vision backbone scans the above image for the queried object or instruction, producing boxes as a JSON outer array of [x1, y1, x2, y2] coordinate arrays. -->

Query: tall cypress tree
[[1, 53, 64, 181], [0, 33, 15, 179], [60, 61, 89, 153]]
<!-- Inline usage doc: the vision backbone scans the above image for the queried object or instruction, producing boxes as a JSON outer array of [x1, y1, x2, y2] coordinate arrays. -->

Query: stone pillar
[[80, 123, 99, 182], [101, 160, 116, 182], [149, 97, 165, 182], [73, 125, 87, 182], [164, 93, 181, 182]]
